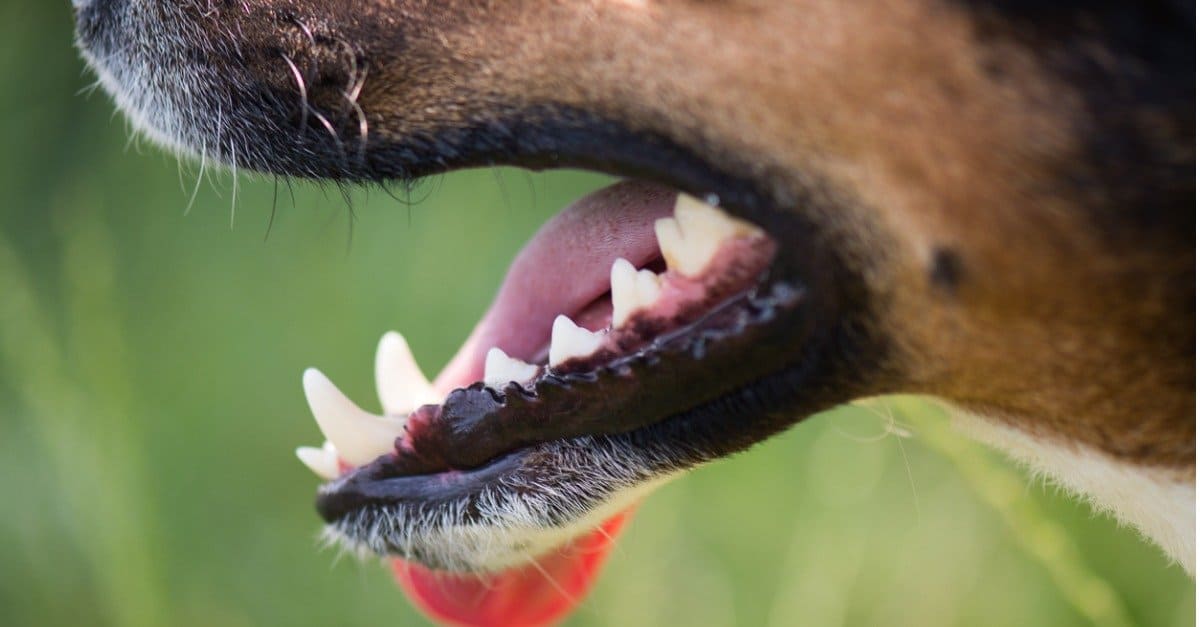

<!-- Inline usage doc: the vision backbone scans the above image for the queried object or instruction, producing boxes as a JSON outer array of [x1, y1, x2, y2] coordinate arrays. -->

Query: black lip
[[259, 102, 888, 525], [296, 99, 893, 526], [315, 178, 885, 525], [317, 276, 806, 522]]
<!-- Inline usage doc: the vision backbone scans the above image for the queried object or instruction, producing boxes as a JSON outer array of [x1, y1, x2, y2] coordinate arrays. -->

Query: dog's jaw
[[73, 0, 1194, 623]]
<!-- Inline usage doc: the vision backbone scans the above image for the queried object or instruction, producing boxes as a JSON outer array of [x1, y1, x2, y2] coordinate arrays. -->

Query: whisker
[[280, 54, 310, 133]]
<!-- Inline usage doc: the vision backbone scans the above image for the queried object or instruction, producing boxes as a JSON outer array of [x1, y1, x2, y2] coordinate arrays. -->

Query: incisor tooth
[[549, 315, 605, 368], [295, 443, 340, 480], [303, 368, 406, 466], [375, 331, 439, 415], [611, 258, 663, 327], [483, 347, 539, 388], [655, 193, 761, 277]]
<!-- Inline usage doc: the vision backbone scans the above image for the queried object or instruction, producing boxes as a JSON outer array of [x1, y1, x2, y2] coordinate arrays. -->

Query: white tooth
[[375, 331, 439, 415], [303, 368, 407, 466], [654, 217, 689, 274], [549, 315, 605, 368], [611, 258, 663, 327], [483, 347, 539, 388], [655, 193, 762, 277], [635, 268, 662, 302], [295, 444, 340, 480], [610, 258, 639, 327]]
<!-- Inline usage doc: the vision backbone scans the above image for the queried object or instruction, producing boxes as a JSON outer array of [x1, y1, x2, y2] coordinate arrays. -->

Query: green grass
[[0, 4, 1193, 626]]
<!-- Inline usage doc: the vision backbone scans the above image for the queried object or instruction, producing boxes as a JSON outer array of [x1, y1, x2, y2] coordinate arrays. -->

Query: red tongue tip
[[392, 511, 634, 627]]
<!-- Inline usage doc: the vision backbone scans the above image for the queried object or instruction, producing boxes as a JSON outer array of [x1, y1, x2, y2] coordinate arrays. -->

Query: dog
[[74, 1, 1194, 625]]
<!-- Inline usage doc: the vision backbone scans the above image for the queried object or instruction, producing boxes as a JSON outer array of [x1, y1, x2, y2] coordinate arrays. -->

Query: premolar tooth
[[611, 258, 663, 327], [375, 331, 439, 415], [303, 368, 406, 466], [295, 441, 339, 480], [549, 315, 605, 368], [610, 258, 639, 327], [655, 193, 761, 277], [654, 217, 688, 275], [483, 347, 539, 388]]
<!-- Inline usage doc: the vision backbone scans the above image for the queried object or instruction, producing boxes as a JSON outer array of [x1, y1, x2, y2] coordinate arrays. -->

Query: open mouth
[[299, 180, 781, 473], [297, 179, 798, 522], [292, 178, 824, 624], [69, 2, 863, 619]]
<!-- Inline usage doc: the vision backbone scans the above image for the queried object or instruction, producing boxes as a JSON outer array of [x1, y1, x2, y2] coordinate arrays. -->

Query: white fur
[[320, 433, 687, 573], [956, 412, 1195, 574]]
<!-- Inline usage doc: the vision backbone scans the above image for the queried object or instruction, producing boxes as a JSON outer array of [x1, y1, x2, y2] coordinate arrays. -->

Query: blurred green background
[[0, 3, 1193, 626]]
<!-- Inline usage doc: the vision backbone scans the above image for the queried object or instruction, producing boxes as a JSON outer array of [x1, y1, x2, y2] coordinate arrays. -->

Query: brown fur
[[79, 0, 1196, 468], [272, 0, 1193, 468]]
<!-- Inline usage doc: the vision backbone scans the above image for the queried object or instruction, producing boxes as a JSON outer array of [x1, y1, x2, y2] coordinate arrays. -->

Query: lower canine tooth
[[303, 368, 406, 466], [483, 347, 539, 388], [375, 331, 439, 415], [656, 193, 761, 277], [549, 315, 605, 367], [295, 443, 340, 480]]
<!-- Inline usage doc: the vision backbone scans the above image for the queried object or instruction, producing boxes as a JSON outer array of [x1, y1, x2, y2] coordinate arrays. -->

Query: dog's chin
[[322, 452, 676, 573]]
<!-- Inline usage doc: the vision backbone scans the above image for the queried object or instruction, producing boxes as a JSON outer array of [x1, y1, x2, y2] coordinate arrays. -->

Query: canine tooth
[[375, 331, 439, 415], [549, 315, 605, 368], [303, 368, 406, 466], [483, 347, 539, 388], [611, 258, 663, 327], [295, 442, 340, 480], [655, 193, 761, 277]]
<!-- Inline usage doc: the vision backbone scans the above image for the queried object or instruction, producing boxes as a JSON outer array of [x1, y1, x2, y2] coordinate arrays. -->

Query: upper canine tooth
[[375, 331, 440, 415], [549, 315, 605, 368], [655, 193, 762, 277], [295, 442, 340, 480], [303, 368, 406, 466], [611, 258, 663, 327], [483, 347, 539, 388]]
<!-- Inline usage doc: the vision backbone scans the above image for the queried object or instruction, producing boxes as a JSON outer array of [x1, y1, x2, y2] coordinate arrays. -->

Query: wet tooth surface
[[375, 331, 439, 415], [657, 194, 761, 277], [295, 444, 340, 480], [653, 216, 689, 275], [610, 258, 639, 327], [303, 368, 406, 466], [633, 268, 662, 312], [549, 315, 605, 368], [483, 347, 539, 388], [611, 258, 663, 327]]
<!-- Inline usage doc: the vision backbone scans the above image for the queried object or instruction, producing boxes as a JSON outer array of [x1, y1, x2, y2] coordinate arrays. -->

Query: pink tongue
[[396, 181, 676, 626], [392, 511, 633, 627], [435, 180, 676, 386]]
